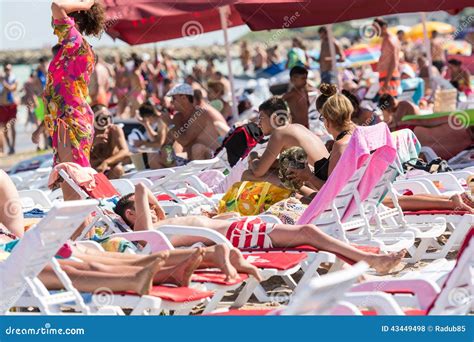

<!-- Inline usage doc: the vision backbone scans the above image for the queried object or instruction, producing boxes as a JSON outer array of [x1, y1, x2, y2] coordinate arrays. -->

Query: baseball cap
[[166, 83, 194, 97]]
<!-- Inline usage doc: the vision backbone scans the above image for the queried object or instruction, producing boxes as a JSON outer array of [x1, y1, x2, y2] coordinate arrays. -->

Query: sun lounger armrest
[[343, 292, 405, 315], [108, 230, 174, 253], [407, 173, 464, 192], [158, 225, 233, 247], [351, 278, 440, 310], [393, 179, 436, 195]]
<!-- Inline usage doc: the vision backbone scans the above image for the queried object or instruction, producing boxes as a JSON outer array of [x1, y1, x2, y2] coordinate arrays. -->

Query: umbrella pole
[[219, 6, 239, 124], [326, 24, 340, 89], [420, 12, 433, 91]]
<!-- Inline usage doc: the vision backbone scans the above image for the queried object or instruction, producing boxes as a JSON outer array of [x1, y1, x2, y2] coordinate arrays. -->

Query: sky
[[0, 0, 250, 50]]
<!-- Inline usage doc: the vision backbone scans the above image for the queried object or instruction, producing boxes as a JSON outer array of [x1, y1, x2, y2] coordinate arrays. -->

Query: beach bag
[[218, 181, 291, 216], [215, 122, 264, 167], [265, 197, 308, 225], [403, 158, 452, 173]]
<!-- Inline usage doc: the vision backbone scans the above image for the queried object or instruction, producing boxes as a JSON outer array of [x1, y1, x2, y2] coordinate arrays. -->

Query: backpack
[[215, 122, 265, 167]]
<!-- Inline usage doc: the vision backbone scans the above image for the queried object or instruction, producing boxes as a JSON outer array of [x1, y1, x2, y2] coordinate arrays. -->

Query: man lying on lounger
[[114, 183, 406, 275]]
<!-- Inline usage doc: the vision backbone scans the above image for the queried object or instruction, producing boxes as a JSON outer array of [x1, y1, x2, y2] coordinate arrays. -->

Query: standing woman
[[33, 0, 105, 199]]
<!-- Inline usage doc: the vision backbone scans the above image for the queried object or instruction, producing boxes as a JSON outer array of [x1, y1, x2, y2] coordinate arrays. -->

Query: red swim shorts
[[0, 104, 17, 125], [226, 217, 274, 249]]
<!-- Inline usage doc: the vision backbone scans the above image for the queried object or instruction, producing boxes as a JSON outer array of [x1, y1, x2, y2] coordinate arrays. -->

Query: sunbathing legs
[[40, 249, 204, 294], [383, 193, 474, 213], [72, 243, 262, 281], [267, 224, 406, 274]]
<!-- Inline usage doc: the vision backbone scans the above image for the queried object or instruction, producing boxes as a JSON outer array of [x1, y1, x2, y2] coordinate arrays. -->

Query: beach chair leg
[[202, 289, 228, 314], [281, 275, 298, 289], [129, 296, 162, 315], [232, 278, 261, 308], [405, 238, 432, 263], [293, 253, 331, 293]]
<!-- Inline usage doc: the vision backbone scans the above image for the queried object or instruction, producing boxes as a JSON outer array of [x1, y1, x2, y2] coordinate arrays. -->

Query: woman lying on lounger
[[114, 183, 406, 275], [0, 170, 262, 295], [285, 90, 474, 213]]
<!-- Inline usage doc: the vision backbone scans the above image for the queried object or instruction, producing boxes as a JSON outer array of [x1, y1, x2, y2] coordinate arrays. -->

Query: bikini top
[[313, 130, 350, 181]]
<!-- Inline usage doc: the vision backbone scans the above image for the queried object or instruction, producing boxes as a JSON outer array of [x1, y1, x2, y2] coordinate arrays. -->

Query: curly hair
[[69, 1, 106, 37]]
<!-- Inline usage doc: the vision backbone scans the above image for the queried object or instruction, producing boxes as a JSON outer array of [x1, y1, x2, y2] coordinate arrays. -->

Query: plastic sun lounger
[[100, 229, 250, 314], [0, 200, 127, 315], [3, 200, 215, 316], [348, 228, 473, 315], [108, 223, 332, 309], [355, 130, 472, 262], [298, 135, 415, 254], [208, 262, 370, 316], [352, 162, 448, 263], [389, 175, 473, 260]]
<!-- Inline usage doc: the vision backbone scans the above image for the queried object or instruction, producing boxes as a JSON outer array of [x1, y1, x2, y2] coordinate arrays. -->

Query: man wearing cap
[[166, 83, 226, 160], [374, 18, 401, 97]]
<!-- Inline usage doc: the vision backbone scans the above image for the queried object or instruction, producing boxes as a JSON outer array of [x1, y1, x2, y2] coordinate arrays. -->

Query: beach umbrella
[[443, 40, 472, 56], [407, 21, 455, 40], [234, 0, 471, 30], [344, 43, 381, 66]]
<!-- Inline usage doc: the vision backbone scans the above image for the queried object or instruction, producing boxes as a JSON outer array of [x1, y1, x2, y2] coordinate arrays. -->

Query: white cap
[[166, 83, 194, 97], [401, 64, 416, 79]]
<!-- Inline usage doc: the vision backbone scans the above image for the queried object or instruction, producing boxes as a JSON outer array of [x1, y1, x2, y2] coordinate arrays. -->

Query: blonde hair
[[321, 94, 354, 131]]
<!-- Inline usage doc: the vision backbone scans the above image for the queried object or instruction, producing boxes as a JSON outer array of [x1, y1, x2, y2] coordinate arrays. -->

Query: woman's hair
[[139, 101, 158, 118], [341, 89, 360, 114], [316, 83, 337, 111], [321, 94, 354, 131], [69, 1, 106, 37]]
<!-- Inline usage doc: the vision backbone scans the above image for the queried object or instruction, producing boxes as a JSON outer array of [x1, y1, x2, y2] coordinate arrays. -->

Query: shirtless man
[[242, 97, 329, 184], [129, 56, 146, 117], [90, 105, 131, 179], [193, 89, 230, 137], [283, 66, 310, 128], [374, 18, 400, 97], [114, 182, 406, 275], [89, 55, 113, 107], [431, 31, 446, 73], [378, 94, 420, 130], [166, 83, 226, 160], [318, 26, 345, 85], [447, 59, 472, 95]]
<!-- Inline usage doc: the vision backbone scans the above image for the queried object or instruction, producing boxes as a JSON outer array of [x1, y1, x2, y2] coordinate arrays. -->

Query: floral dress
[[43, 16, 95, 167]]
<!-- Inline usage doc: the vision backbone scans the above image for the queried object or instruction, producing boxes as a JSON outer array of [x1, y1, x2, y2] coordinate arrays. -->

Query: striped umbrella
[[344, 43, 381, 66]]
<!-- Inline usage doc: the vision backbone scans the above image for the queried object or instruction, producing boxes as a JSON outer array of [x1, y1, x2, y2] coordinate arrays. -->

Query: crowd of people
[[0, 0, 472, 308]]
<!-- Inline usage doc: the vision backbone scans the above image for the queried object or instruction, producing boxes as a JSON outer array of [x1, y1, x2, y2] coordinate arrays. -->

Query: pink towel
[[48, 162, 97, 191], [297, 123, 397, 224]]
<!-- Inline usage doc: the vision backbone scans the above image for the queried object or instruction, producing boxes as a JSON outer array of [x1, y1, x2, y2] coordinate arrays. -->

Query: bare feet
[[131, 251, 170, 267], [167, 247, 204, 287], [452, 194, 474, 213], [229, 248, 263, 282], [367, 249, 406, 275], [213, 245, 238, 282], [135, 258, 166, 295]]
